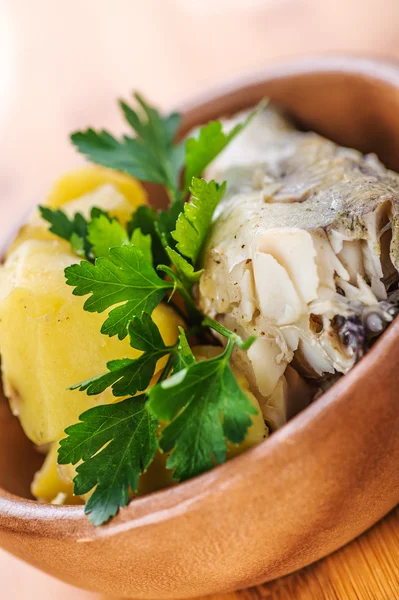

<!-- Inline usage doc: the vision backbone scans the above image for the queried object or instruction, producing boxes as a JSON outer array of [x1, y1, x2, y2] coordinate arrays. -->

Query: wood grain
[[234, 507, 399, 600], [0, 0, 398, 598]]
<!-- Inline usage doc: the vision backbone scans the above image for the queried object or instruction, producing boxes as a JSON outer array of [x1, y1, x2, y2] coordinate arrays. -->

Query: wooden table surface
[[0, 1, 398, 598]]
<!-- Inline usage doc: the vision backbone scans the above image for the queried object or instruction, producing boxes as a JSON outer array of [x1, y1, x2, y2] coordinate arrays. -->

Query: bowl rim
[[179, 53, 399, 121], [1, 53, 399, 537]]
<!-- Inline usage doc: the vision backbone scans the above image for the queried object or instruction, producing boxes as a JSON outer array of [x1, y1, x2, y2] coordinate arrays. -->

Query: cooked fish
[[199, 107, 399, 428]]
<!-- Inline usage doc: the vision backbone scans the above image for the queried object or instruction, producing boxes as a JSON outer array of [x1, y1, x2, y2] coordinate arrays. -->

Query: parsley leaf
[[166, 247, 203, 285], [120, 94, 185, 203], [40, 206, 115, 260], [130, 228, 152, 264], [172, 327, 196, 373], [127, 205, 155, 237], [121, 93, 180, 150], [70, 313, 172, 397], [172, 178, 226, 264], [87, 214, 129, 258], [58, 395, 158, 525], [183, 109, 256, 193], [87, 213, 152, 262], [39, 206, 90, 258], [71, 93, 184, 203], [160, 179, 226, 291], [65, 245, 172, 339], [156, 199, 185, 250], [127, 205, 168, 266], [148, 339, 257, 481], [70, 129, 161, 180]]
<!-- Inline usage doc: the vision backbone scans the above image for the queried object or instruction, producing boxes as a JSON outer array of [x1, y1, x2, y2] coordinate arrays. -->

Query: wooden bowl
[[0, 55, 398, 599]]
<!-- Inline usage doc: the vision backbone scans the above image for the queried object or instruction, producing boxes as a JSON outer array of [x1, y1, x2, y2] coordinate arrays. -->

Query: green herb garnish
[[148, 330, 257, 482], [58, 395, 158, 526], [39, 206, 91, 258], [87, 213, 129, 258], [183, 111, 256, 195], [40, 93, 262, 525], [71, 94, 183, 204], [65, 245, 172, 339], [69, 313, 174, 397], [172, 178, 226, 263]]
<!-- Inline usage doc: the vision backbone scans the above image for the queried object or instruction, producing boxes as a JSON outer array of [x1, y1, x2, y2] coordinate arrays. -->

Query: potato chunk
[[31, 442, 79, 504], [0, 239, 182, 445], [8, 166, 147, 255], [45, 166, 147, 217]]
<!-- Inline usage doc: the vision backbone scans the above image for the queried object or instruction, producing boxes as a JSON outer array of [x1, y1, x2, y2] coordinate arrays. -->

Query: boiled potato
[[8, 166, 147, 256], [6, 219, 70, 256], [31, 442, 80, 505], [2, 168, 176, 504], [45, 165, 147, 217], [0, 238, 183, 445]]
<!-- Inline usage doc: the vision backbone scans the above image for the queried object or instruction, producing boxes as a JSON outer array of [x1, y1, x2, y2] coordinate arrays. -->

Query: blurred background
[[2, 0, 399, 239], [1, 0, 399, 597]]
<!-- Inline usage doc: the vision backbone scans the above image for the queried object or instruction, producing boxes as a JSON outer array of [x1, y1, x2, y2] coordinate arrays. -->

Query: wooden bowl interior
[[183, 61, 399, 172], [0, 396, 42, 498]]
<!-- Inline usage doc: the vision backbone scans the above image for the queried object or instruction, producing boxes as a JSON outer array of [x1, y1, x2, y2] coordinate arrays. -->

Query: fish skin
[[204, 107, 399, 272]]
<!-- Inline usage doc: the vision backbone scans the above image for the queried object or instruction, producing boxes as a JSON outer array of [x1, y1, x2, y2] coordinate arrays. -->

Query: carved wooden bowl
[[0, 56, 398, 599]]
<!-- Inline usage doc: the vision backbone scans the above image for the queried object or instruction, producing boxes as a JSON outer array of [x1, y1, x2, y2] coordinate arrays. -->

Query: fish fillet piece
[[199, 107, 399, 427]]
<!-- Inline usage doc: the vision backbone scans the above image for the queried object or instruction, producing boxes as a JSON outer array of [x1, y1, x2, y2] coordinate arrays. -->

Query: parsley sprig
[[70, 93, 259, 204], [69, 313, 175, 397], [60, 324, 256, 524], [171, 178, 226, 264], [39, 206, 94, 259], [58, 395, 158, 526], [72, 94, 183, 204], [41, 93, 263, 525], [148, 325, 257, 482]]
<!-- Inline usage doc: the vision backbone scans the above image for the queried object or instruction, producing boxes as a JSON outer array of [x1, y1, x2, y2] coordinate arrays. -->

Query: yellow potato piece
[[7, 166, 147, 256], [2, 169, 176, 504], [6, 220, 70, 257], [192, 346, 268, 454], [0, 238, 183, 445], [46, 166, 147, 217], [31, 442, 81, 505]]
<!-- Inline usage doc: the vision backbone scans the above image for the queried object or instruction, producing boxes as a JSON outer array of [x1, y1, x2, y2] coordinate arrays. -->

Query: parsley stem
[[176, 283, 202, 324], [222, 338, 236, 362], [158, 353, 175, 382], [202, 317, 256, 350]]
